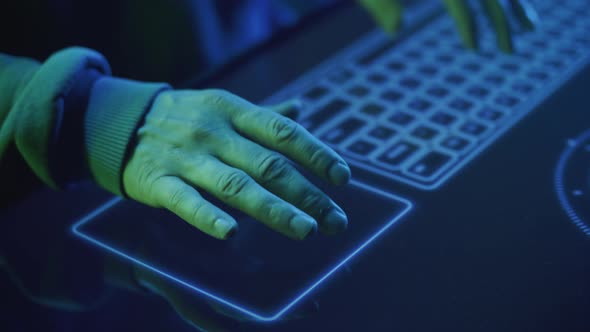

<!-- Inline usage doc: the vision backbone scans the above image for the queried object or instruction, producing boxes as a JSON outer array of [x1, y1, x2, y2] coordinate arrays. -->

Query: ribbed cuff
[[85, 77, 170, 196]]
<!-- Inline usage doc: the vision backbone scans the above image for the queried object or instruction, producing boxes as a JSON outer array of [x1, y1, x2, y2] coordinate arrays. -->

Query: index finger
[[443, 0, 479, 50], [232, 107, 351, 186], [482, 0, 514, 53]]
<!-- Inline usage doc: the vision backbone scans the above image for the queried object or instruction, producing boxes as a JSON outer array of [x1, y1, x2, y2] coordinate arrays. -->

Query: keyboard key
[[411, 125, 439, 141], [381, 89, 404, 103], [303, 99, 350, 132], [449, 97, 474, 112], [530, 39, 548, 49], [439, 27, 454, 37], [440, 135, 471, 153], [517, 51, 535, 61], [422, 38, 438, 47], [406, 151, 453, 179], [377, 141, 419, 168], [476, 107, 504, 122], [494, 94, 520, 107], [484, 74, 504, 86], [528, 70, 549, 82], [426, 85, 450, 98], [499, 62, 520, 73], [404, 49, 422, 59], [459, 120, 489, 138], [466, 85, 490, 98], [303, 85, 329, 100], [328, 68, 354, 84], [436, 53, 454, 64], [368, 72, 388, 84], [512, 81, 535, 94], [462, 62, 482, 72], [321, 117, 366, 144], [477, 51, 496, 60], [559, 47, 580, 59], [346, 139, 377, 156], [386, 60, 406, 72], [408, 98, 432, 113], [368, 125, 396, 140], [388, 112, 415, 126], [544, 58, 565, 70], [430, 112, 457, 126], [360, 103, 385, 116], [417, 65, 438, 77], [400, 77, 422, 89], [348, 85, 370, 97], [445, 73, 466, 85]]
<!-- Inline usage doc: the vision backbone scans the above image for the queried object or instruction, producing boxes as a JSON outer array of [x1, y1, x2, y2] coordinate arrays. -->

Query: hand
[[358, 0, 539, 52], [123, 89, 351, 241]]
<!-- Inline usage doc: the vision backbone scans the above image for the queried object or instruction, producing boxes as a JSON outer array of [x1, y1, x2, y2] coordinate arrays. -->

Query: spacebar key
[[406, 151, 454, 179], [302, 98, 350, 132]]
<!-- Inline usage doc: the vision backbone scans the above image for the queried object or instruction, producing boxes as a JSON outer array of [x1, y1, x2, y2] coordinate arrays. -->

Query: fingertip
[[320, 207, 348, 235], [213, 218, 239, 240], [290, 214, 318, 240], [328, 160, 352, 185]]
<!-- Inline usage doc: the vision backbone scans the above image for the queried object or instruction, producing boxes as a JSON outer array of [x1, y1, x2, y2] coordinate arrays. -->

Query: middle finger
[[216, 136, 348, 234]]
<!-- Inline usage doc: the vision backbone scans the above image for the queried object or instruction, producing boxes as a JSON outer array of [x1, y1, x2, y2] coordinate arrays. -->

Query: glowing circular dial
[[555, 129, 590, 237]]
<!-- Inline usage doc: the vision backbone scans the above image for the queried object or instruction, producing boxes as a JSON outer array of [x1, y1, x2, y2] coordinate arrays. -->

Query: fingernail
[[329, 160, 351, 185], [323, 208, 348, 233], [214, 218, 238, 240], [290, 215, 317, 240]]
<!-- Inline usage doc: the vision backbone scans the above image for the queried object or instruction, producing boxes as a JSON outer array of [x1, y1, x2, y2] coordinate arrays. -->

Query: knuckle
[[168, 187, 189, 211], [217, 171, 250, 199], [308, 145, 331, 169], [258, 154, 290, 183], [136, 158, 162, 188], [266, 202, 291, 228], [270, 116, 299, 144], [200, 89, 233, 107], [300, 189, 327, 212], [188, 202, 205, 224]]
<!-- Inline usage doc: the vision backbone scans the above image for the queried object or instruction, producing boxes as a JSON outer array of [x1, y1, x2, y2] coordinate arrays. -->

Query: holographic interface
[[555, 129, 590, 237], [265, 0, 590, 190], [72, 180, 413, 321]]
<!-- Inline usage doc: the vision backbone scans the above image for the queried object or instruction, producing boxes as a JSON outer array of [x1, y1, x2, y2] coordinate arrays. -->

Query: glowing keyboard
[[268, 0, 590, 190]]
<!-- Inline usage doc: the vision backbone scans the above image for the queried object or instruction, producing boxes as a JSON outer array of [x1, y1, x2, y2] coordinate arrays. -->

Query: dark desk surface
[[2, 3, 590, 331]]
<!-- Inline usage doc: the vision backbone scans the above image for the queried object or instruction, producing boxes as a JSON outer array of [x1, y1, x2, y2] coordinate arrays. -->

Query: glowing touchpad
[[73, 180, 412, 321]]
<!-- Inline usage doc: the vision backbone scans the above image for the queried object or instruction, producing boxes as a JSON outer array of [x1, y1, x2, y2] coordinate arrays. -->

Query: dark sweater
[[0, 48, 170, 204]]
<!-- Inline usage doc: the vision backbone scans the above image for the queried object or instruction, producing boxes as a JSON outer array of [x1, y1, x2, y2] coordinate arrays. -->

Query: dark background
[[1, 1, 589, 331]]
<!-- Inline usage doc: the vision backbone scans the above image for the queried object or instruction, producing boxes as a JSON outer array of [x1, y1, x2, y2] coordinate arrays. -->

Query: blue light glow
[[554, 131, 590, 237], [71, 179, 413, 322]]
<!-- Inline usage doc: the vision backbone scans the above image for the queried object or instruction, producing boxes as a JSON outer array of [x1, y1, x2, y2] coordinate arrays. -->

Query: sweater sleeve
[[0, 47, 170, 199]]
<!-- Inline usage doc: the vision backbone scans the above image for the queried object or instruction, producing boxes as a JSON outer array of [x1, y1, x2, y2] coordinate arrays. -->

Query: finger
[[182, 156, 318, 240], [358, 0, 403, 34], [266, 99, 303, 120], [232, 108, 351, 185], [443, 0, 478, 50], [482, 0, 514, 53], [152, 175, 238, 240], [508, 0, 538, 31], [216, 136, 348, 234]]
